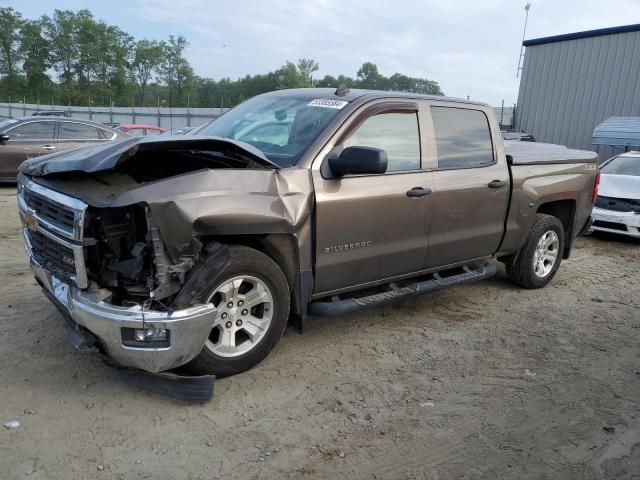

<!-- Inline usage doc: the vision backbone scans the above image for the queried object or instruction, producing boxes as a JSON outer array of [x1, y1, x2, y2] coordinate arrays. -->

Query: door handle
[[488, 179, 508, 189], [406, 187, 432, 198], [41, 145, 56, 151]]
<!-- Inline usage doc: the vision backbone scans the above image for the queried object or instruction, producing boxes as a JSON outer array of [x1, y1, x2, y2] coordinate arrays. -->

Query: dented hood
[[20, 135, 279, 176]]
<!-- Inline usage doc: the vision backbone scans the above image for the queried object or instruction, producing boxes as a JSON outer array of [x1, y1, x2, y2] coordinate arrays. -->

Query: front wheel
[[186, 246, 290, 377], [505, 214, 565, 289]]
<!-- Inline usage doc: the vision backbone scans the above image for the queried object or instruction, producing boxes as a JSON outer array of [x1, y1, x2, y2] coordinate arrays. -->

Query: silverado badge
[[324, 241, 372, 253]]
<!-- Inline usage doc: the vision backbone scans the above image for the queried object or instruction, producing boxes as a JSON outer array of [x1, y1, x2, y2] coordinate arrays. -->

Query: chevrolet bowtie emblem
[[24, 210, 39, 232]]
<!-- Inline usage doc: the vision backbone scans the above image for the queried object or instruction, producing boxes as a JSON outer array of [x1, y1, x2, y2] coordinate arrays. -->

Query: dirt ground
[[0, 185, 639, 480]]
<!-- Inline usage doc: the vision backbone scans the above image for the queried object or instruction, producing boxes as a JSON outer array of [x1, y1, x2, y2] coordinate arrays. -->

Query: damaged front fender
[[37, 167, 314, 261], [22, 136, 315, 312]]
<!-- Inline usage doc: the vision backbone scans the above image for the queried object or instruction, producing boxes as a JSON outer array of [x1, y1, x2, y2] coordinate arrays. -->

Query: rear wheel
[[506, 214, 565, 289], [186, 246, 290, 377]]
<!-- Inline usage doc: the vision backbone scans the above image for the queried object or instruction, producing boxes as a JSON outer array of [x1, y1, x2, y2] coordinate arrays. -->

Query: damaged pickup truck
[[18, 88, 599, 377]]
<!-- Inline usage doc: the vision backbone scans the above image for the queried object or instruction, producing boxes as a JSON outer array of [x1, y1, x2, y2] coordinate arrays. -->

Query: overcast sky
[[6, 0, 640, 105]]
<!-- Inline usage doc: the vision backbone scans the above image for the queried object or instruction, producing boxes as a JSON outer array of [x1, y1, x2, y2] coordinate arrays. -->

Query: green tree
[[96, 25, 134, 104], [315, 74, 340, 88], [0, 7, 24, 94], [48, 10, 78, 92], [297, 58, 319, 87], [388, 73, 442, 95], [356, 62, 382, 88], [131, 39, 165, 106], [0, 5, 445, 107], [159, 35, 194, 105], [19, 18, 52, 100], [73, 10, 101, 94]]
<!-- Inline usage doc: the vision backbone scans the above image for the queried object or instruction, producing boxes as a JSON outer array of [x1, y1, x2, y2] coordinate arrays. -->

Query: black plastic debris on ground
[[65, 320, 215, 403], [45, 284, 216, 403], [103, 356, 216, 403]]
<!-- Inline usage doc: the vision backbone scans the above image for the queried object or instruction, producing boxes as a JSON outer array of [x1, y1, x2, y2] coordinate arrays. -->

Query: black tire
[[506, 214, 565, 289], [185, 245, 290, 377]]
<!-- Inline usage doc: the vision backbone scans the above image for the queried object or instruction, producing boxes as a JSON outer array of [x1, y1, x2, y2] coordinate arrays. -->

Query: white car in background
[[591, 151, 640, 238]]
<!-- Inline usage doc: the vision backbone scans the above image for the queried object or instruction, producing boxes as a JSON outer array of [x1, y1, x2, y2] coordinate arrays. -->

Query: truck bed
[[504, 140, 598, 165]]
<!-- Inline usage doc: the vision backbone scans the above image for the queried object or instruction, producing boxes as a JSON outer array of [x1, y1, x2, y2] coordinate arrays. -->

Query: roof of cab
[[263, 88, 490, 107]]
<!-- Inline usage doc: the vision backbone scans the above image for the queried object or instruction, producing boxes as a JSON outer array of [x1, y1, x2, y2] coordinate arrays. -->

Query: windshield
[[601, 154, 640, 176], [192, 94, 349, 167]]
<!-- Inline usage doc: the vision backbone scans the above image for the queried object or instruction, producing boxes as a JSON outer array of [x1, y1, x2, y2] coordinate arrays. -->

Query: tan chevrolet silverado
[[17, 88, 599, 377]]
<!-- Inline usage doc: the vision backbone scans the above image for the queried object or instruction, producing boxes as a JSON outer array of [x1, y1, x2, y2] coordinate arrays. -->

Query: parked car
[[31, 110, 71, 118], [116, 124, 166, 136], [591, 151, 640, 238], [17, 88, 598, 379], [0, 117, 124, 182]]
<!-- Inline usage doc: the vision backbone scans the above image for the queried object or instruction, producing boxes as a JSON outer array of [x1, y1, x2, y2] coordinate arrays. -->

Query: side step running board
[[308, 262, 497, 316]]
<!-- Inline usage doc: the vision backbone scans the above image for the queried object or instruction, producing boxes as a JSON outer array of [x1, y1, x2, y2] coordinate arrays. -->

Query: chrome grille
[[28, 230, 77, 280], [17, 176, 87, 242], [22, 189, 76, 233], [18, 175, 89, 288]]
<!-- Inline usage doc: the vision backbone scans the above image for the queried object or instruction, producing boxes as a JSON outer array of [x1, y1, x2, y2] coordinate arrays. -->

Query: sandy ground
[[0, 185, 639, 480]]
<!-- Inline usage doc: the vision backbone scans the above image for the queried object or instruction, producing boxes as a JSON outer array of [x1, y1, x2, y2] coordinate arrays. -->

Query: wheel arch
[[198, 233, 309, 319], [536, 199, 576, 259]]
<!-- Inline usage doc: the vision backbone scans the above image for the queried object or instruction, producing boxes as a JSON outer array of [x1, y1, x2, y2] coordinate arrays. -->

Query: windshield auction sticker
[[308, 99, 349, 109]]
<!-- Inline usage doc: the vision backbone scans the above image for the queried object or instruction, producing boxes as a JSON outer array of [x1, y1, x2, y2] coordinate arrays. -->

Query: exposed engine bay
[[83, 204, 195, 307]]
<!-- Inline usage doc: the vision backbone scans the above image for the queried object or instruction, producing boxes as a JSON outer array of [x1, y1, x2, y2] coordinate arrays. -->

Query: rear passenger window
[[344, 112, 420, 172], [431, 107, 494, 169], [59, 122, 101, 140]]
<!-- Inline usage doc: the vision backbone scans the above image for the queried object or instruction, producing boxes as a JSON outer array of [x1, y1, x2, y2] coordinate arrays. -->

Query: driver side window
[[344, 112, 421, 172], [8, 121, 55, 140]]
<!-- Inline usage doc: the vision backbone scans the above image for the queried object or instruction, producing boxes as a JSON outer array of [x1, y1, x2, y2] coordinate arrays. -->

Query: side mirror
[[0, 134, 9, 143], [329, 146, 388, 177]]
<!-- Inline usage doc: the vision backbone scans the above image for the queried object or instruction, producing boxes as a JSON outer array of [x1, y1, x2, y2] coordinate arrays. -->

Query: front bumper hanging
[[31, 257, 217, 373], [18, 176, 218, 400]]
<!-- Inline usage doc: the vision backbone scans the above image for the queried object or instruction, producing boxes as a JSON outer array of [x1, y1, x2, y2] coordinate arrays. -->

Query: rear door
[[311, 100, 435, 295], [0, 120, 56, 180], [423, 103, 510, 268], [56, 121, 105, 153]]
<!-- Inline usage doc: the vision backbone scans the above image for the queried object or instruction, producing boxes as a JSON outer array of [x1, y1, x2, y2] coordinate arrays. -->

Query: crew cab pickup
[[17, 88, 599, 377]]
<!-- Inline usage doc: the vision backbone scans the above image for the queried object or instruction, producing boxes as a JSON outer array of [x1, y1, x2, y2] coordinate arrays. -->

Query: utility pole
[[517, 2, 532, 78]]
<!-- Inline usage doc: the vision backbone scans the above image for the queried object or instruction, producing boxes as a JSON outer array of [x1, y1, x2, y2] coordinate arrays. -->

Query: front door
[[312, 102, 434, 295], [424, 105, 510, 268], [0, 120, 56, 180]]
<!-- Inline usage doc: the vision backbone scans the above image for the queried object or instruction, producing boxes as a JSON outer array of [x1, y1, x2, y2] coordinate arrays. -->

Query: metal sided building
[[516, 24, 640, 161]]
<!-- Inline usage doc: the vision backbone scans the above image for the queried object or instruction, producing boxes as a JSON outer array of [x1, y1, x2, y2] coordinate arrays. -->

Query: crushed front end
[[17, 174, 217, 373]]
